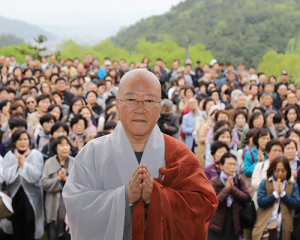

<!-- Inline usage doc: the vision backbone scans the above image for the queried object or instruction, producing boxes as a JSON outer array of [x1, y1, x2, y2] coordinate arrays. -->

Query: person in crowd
[[41, 121, 77, 160], [204, 141, 229, 180], [28, 93, 51, 132], [285, 105, 299, 129], [206, 127, 239, 168], [265, 110, 277, 128], [240, 112, 266, 148], [69, 114, 87, 152], [233, 110, 249, 141], [48, 104, 63, 121], [85, 90, 103, 124], [282, 138, 300, 177], [25, 95, 37, 118], [251, 140, 284, 208], [182, 97, 202, 151], [83, 128, 97, 145], [42, 136, 74, 240], [51, 91, 70, 116], [79, 106, 97, 130], [55, 77, 75, 106], [157, 99, 179, 137], [35, 113, 56, 151], [0, 99, 11, 126], [244, 128, 271, 177], [269, 112, 289, 140], [208, 152, 250, 240], [3, 129, 44, 239], [252, 156, 300, 240], [62, 96, 85, 125]]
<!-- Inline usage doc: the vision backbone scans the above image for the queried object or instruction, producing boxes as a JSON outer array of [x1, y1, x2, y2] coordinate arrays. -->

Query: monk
[[63, 69, 218, 240]]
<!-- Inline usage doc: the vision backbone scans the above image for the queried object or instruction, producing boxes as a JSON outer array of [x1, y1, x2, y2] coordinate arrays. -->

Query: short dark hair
[[233, 110, 248, 123], [285, 128, 300, 138], [215, 110, 229, 121], [266, 156, 291, 180], [265, 140, 284, 153], [8, 117, 27, 130], [0, 99, 11, 112], [203, 98, 215, 111], [219, 152, 236, 165], [70, 114, 88, 129], [184, 87, 195, 96], [104, 120, 117, 131], [282, 138, 298, 150], [213, 127, 232, 142], [0, 87, 9, 93], [252, 128, 272, 146], [213, 120, 231, 133], [211, 141, 230, 156], [249, 112, 265, 129], [285, 106, 300, 122], [51, 136, 72, 155], [51, 121, 69, 135], [37, 93, 51, 105], [55, 77, 66, 84], [39, 113, 56, 126], [47, 104, 63, 120], [273, 112, 284, 124], [86, 90, 97, 98], [11, 129, 31, 151]]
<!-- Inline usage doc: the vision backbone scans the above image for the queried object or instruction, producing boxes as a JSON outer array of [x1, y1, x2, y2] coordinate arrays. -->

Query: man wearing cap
[[104, 61, 112, 73], [275, 71, 288, 92]]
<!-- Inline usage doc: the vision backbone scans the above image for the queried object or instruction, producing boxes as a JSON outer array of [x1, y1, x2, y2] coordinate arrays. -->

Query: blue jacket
[[182, 109, 202, 150], [257, 179, 300, 210], [243, 146, 267, 177]]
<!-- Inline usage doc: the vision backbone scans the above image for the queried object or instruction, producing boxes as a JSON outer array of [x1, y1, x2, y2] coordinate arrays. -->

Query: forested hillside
[[111, 0, 300, 67], [0, 16, 55, 40]]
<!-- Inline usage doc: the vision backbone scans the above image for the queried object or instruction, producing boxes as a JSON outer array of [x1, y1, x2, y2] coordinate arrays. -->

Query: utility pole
[[185, 39, 190, 61]]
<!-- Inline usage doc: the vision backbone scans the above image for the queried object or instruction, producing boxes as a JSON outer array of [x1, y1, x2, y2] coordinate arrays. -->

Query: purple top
[[203, 164, 219, 181]]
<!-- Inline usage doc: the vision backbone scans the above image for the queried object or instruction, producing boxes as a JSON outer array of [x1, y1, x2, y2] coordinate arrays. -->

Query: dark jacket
[[209, 174, 250, 235], [62, 90, 75, 106], [157, 112, 179, 137]]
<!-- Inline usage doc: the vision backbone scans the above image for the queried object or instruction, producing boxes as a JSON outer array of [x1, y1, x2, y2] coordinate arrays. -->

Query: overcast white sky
[[0, 0, 182, 26]]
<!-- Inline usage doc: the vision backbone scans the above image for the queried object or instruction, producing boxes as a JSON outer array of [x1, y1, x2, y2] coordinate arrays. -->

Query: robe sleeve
[[62, 148, 126, 240], [123, 185, 132, 240], [132, 162, 218, 240]]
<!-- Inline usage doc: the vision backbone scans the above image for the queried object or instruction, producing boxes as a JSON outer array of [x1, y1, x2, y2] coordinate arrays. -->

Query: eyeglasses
[[26, 101, 35, 104], [225, 162, 237, 167], [119, 98, 160, 108]]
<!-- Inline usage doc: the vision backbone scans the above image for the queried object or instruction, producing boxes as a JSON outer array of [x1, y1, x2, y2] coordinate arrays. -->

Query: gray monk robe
[[62, 122, 165, 240]]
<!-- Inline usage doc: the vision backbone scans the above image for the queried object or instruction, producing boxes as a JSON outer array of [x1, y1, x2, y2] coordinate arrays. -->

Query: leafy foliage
[[259, 36, 300, 86], [111, 0, 300, 67], [58, 39, 214, 68]]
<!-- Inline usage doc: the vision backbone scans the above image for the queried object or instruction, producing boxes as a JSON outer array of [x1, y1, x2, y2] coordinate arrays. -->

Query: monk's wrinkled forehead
[[118, 69, 161, 98]]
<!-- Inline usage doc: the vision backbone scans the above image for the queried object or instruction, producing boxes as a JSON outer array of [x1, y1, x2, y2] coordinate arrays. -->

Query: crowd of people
[[0, 53, 299, 240]]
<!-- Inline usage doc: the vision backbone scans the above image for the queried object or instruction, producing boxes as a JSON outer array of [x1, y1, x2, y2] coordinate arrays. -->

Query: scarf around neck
[[14, 148, 31, 158], [220, 170, 236, 207]]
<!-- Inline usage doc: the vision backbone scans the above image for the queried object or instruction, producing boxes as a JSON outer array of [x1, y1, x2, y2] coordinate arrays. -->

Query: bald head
[[118, 69, 161, 98]]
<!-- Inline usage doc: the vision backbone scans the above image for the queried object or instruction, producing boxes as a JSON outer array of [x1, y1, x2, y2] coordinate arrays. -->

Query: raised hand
[[276, 178, 282, 195], [18, 155, 25, 167], [225, 176, 233, 189], [141, 166, 154, 205], [127, 165, 145, 204]]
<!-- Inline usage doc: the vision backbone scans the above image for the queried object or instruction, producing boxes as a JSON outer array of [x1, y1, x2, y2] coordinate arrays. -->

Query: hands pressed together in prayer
[[225, 176, 233, 190], [275, 178, 283, 195], [58, 168, 68, 182], [17, 155, 25, 167], [127, 164, 154, 205]]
